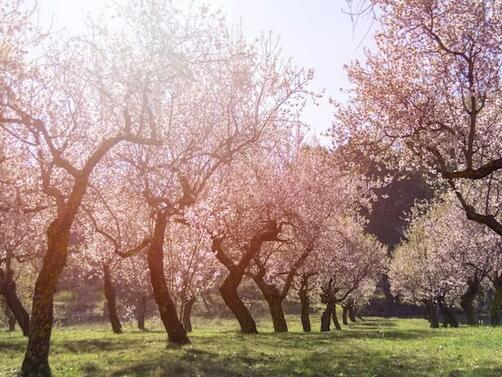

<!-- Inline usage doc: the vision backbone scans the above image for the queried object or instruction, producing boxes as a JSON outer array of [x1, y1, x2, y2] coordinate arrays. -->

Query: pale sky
[[35, 0, 376, 142]]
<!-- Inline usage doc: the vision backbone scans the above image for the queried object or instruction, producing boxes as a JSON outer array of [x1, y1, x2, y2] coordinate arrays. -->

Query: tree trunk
[[424, 299, 439, 328], [298, 279, 311, 333], [103, 265, 122, 334], [212, 221, 279, 335], [21, 231, 69, 376], [460, 278, 479, 326], [342, 305, 349, 325], [181, 297, 196, 332], [446, 307, 459, 328], [219, 272, 257, 334], [348, 305, 357, 322], [332, 304, 341, 330], [251, 274, 287, 332], [268, 297, 287, 332], [136, 294, 147, 331], [21, 125, 147, 375], [490, 274, 502, 326], [147, 211, 190, 345], [437, 297, 459, 328], [321, 301, 334, 332], [0, 269, 30, 336]]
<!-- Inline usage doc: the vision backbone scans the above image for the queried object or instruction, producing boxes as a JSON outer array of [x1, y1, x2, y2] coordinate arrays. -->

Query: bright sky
[[35, 0, 376, 142]]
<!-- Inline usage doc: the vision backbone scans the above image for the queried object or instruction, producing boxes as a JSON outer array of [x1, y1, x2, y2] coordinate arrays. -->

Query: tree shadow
[[0, 339, 25, 352], [105, 342, 502, 377]]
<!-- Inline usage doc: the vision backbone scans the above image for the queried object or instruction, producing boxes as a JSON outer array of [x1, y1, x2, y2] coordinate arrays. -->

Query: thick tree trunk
[[342, 305, 349, 325], [181, 297, 196, 332], [147, 212, 189, 345], [460, 278, 479, 326], [251, 274, 287, 332], [268, 297, 287, 332], [348, 305, 357, 323], [437, 297, 459, 328], [103, 265, 122, 334], [298, 280, 311, 333], [332, 304, 341, 330], [213, 221, 279, 335], [21, 236, 69, 375], [136, 295, 147, 331], [424, 299, 439, 328], [321, 301, 334, 332], [0, 269, 30, 336], [220, 272, 257, 334], [21, 171, 94, 376], [490, 275, 502, 326], [447, 308, 458, 328]]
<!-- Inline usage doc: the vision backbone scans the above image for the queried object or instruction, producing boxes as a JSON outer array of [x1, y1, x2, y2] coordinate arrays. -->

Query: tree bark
[[298, 275, 311, 333], [424, 299, 439, 328], [103, 264, 122, 334], [342, 305, 349, 325], [268, 297, 287, 332], [181, 296, 196, 332], [332, 304, 341, 330], [0, 268, 30, 336], [348, 304, 357, 323], [147, 211, 190, 345], [460, 278, 479, 326], [250, 273, 287, 332], [321, 301, 334, 332], [212, 221, 280, 334], [219, 272, 257, 333], [20, 123, 156, 376], [490, 274, 502, 326], [438, 297, 459, 328], [21, 224, 71, 376], [136, 294, 147, 331]]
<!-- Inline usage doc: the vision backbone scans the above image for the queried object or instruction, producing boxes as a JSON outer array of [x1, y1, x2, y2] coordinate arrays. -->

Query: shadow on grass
[[0, 339, 25, 352], [103, 343, 502, 377]]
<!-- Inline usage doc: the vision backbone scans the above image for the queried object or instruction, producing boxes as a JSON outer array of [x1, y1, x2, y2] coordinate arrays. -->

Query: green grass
[[1, 316, 502, 377]]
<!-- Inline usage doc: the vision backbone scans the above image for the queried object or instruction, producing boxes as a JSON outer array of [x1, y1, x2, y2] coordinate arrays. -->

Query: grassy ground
[[1, 316, 502, 377]]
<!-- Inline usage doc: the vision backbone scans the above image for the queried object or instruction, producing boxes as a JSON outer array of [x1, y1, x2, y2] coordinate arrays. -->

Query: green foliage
[[1, 317, 502, 376]]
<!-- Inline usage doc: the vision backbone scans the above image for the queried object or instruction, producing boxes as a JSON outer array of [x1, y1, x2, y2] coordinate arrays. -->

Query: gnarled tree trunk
[[438, 297, 458, 328], [251, 273, 287, 332], [342, 305, 349, 325], [268, 297, 287, 332], [424, 299, 439, 328], [212, 221, 280, 334], [332, 304, 341, 330], [181, 296, 196, 332], [490, 274, 502, 326], [147, 211, 189, 345], [460, 278, 480, 326], [103, 264, 122, 334], [298, 274, 311, 332], [348, 304, 357, 323], [219, 272, 257, 333], [0, 268, 30, 336], [136, 294, 147, 331], [21, 224, 72, 376], [321, 301, 334, 332]]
